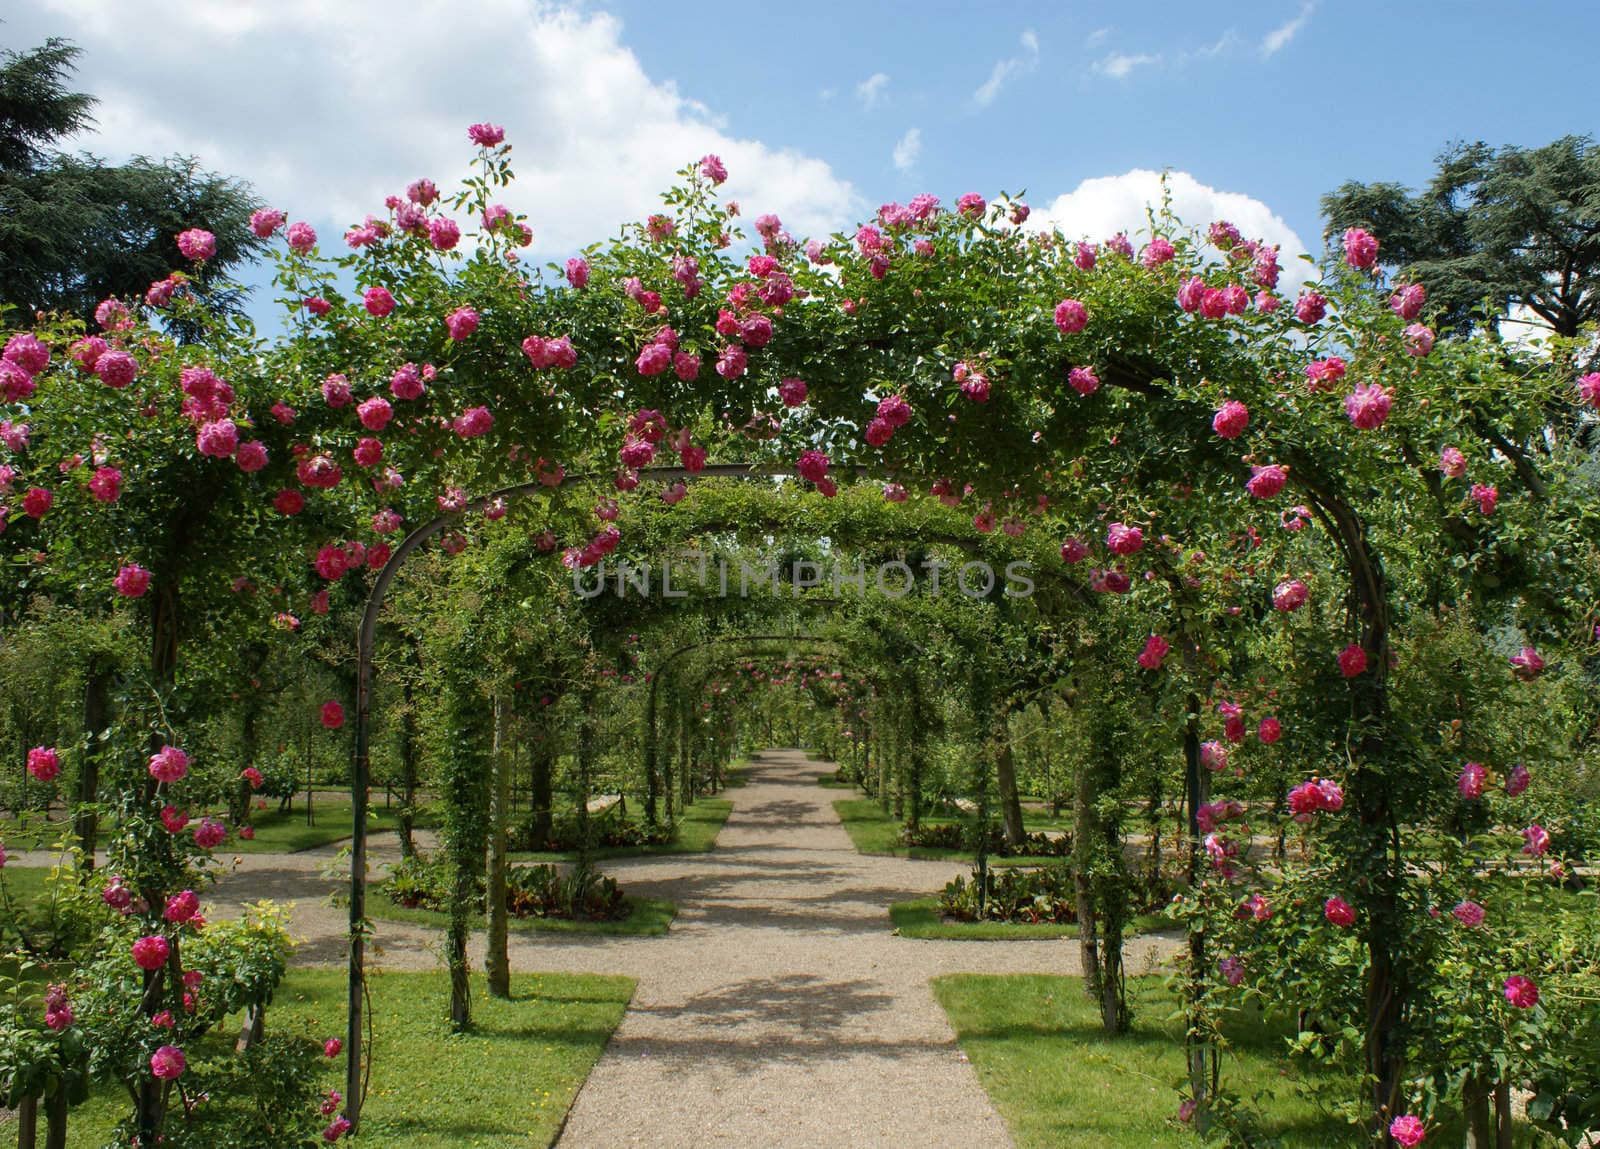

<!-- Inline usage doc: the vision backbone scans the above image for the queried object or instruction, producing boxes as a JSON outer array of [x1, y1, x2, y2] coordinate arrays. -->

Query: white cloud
[[1030, 169, 1314, 292], [1262, 1, 1315, 57], [1085, 27, 1112, 47], [856, 72, 890, 110], [6, 0, 863, 256], [1092, 52, 1159, 80], [892, 128, 922, 173], [973, 29, 1040, 108], [1184, 30, 1240, 62]]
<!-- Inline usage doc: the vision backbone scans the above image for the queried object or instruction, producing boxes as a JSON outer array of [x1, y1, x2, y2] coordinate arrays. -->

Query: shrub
[[898, 822, 1071, 858], [382, 855, 629, 921]]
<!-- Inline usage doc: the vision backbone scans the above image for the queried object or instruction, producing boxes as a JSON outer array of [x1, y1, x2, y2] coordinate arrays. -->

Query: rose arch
[[1, 125, 1594, 1146]]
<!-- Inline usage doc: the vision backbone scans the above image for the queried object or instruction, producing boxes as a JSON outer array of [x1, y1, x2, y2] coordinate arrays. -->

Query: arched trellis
[[642, 633, 901, 814], [343, 462, 898, 1126]]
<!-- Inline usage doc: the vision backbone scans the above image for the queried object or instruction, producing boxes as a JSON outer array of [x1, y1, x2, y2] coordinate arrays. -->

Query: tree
[[1322, 135, 1600, 349], [0, 36, 264, 329]]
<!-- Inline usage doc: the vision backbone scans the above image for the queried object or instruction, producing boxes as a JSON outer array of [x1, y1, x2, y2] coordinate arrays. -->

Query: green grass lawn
[[367, 892, 678, 937], [890, 898, 1174, 940], [832, 798, 1071, 866], [60, 968, 634, 1148], [0, 801, 432, 855], [509, 797, 733, 863], [933, 975, 1359, 1147]]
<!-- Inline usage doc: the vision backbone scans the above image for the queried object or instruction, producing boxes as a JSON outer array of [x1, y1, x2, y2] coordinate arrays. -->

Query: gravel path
[[10, 750, 1180, 1147]]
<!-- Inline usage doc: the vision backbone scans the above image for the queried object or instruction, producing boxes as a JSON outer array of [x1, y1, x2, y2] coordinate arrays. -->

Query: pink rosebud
[[1324, 897, 1355, 927]]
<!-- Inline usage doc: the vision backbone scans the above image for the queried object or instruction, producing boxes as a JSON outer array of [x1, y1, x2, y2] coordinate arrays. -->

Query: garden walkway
[[22, 750, 1179, 1147]]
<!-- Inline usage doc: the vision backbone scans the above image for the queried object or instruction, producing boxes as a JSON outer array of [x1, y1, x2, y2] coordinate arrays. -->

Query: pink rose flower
[[1458, 762, 1487, 799], [1344, 383, 1392, 430], [1136, 634, 1170, 671], [196, 419, 239, 459], [795, 450, 829, 483], [364, 287, 395, 317], [89, 466, 122, 502], [321, 701, 345, 729], [166, 888, 202, 920], [453, 407, 493, 438], [1510, 647, 1544, 680], [1304, 357, 1346, 391], [176, 228, 216, 261], [27, 746, 60, 782], [1053, 299, 1088, 334], [1105, 522, 1144, 555], [1390, 283, 1426, 320], [1273, 579, 1309, 612], [1470, 484, 1497, 515], [249, 208, 285, 238], [353, 438, 383, 467], [956, 193, 986, 219], [286, 222, 317, 253], [467, 122, 505, 147], [1503, 975, 1539, 1009], [1177, 276, 1205, 312], [1341, 227, 1379, 270], [429, 217, 461, 251], [1439, 446, 1467, 477], [133, 935, 170, 971], [4, 333, 50, 375], [148, 745, 190, 783], [1403, 323, 1435, 356], [95, 350, 138, 389], [1389, 1115, 1426, 1148], [115, 563, 152, 597], [1257, 717, 1282, 743], [151, 1045, 186, 1080], [1294, 291, 1327, 324], [698, 154, 728, 184], [1451, 900, 1485, 927], [445, 307, 478, 341], [1338, 643, 1368, 677], [274, 490, 305, 516], [1521, 824, 1549, 857], [1245, 464, 1287, 499], [1505, 763, 1530, 797], [1212, 400, 1249, 439], [1324, 897, 1355, 927], [1074, 242, 1098, 271], [1577, 373, 1600, 407], [1068, 366, 1100, 396], [565, 258, 589, 288], [1059, 538, 1089, 564]]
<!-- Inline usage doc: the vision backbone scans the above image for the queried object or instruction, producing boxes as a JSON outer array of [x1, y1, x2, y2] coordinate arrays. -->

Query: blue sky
[[5, 0, 1596, 324]]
